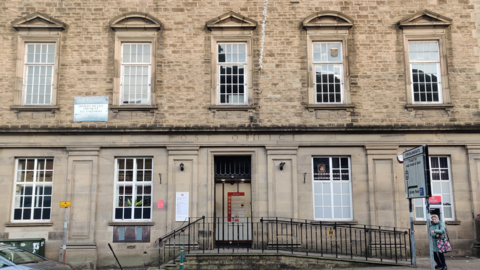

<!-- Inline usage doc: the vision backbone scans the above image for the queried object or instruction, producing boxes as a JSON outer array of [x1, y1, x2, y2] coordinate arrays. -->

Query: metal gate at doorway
[[214, 156, 252, 247]]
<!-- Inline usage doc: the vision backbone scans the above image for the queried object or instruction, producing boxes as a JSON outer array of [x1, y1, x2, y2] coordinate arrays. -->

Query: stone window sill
[[10, 106, 59, 113], [413, 221, 461, 225], [110, 105, 158, 113], [305, 104, 355, 112], [405, 104, 454, 110], [312, 220, 358, 225], [108, 221, 155, 226], [209, 105, 256, 112], [65, 243, 96, 249], [5, 222, 53, 227]]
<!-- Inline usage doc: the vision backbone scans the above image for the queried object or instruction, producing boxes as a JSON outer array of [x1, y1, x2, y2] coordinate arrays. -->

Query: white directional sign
[[403, 145, 431, 199]]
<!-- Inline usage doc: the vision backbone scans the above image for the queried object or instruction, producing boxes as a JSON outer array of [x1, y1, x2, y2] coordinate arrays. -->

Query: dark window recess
[[214, 156, 251, 180], [113, 226, 150, 243]]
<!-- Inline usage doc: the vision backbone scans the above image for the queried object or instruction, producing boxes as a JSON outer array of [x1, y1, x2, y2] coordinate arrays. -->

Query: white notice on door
[[228, 192, 245, 222], [176, 192, 189, 221]]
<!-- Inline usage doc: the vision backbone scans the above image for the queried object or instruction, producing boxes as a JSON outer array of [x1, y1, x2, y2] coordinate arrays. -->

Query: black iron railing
[[156, 217, 412, 267], [156, 216, 206, 266]]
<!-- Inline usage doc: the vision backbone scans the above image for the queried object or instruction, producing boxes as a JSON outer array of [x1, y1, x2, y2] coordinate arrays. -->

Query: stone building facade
[[0, 0, 480, 268]]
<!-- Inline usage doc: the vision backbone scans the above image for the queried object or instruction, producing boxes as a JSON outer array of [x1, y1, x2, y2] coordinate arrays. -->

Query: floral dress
[[430, 220, 445, 252]]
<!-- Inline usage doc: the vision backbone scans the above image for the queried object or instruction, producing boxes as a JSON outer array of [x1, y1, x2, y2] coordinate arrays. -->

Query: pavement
[[355, 256, 480, 270]]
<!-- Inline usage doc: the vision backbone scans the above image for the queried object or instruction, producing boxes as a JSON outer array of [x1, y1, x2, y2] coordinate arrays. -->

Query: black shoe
[[442, 266, 447, 270], [435, 265, 442, 269]]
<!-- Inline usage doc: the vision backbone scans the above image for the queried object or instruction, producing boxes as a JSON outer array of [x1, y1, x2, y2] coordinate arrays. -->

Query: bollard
[[179, 247, 184, 270]]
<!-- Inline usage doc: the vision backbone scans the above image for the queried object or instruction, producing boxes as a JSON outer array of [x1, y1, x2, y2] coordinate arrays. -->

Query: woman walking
[[430, 214, 447, 270]]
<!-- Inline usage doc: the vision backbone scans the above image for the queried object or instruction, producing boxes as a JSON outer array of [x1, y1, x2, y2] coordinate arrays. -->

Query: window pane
[[324, 207, 332, 219], [342, 194, 350, 205], [343, 207, 351, 219], [315, 207, 323, 219], [431, 157, 439, 168], [333, 183, 341, 194], [333, 207, 342, 218], [323, 195, 331, 206], [415, 207, 424, 219], [333, 195, 341, 206], [44, 196, 51, 207], [314, 195, 323, 206], [143, 196, 152, 209], [313, 158, 330, 180], [432, 182, 441, 194], [444, 206, 452, 219], [143, 208, 151, 219], [441, 182, 451, 193]]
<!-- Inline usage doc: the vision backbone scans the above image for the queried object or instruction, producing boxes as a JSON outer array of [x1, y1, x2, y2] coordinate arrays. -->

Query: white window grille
[[114, 158, 153, 221], [12, 158, 54, 221], [415, 156, 454, 221], [313, 42, 344, 104], [217, 43, 247, 105], [409, 41, 442, 103], [121, 44, 151, 105], [24, 43, 55, 105], [312, 157, 352, 220]]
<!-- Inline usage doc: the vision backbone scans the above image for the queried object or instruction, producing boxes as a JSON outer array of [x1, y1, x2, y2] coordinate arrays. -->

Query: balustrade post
[[305, 220, 308, 256], [276, 217, 279, 253], [364, 225, 368, 261], [261, 218, 264, 253]]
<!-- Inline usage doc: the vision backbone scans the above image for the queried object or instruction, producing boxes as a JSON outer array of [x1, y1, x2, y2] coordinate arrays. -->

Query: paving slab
[[349, 256, 480, 270]]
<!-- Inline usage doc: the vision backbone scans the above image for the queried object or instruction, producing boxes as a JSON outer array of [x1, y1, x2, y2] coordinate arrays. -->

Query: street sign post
[[60, 201, 71, 265], [403, 145, 433, 270], [404, 145, 431, 199]]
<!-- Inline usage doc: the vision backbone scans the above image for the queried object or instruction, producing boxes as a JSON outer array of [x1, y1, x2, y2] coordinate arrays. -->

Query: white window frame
[[11, 158, 54, 222], [120, 43, 152, 105], [414, 156, 454, 221], [313, 42, 344, 104], [312, 156, 353, 221], [23, 43, 55, 105], [408, 41, 443, 104], [216, 42, 248, 105], [113, 157, 153, 222]]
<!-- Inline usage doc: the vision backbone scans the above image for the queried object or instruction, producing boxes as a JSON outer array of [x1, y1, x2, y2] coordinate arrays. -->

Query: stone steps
[[158, 253, 406, 270]]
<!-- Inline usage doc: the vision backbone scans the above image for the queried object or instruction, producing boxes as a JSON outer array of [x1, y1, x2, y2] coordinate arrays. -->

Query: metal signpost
[[60, 201, 71, 265], [403, 145, 432, 270]]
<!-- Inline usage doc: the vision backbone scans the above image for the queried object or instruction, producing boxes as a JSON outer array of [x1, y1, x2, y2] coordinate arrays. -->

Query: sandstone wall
[[0, 0, 478, 130]]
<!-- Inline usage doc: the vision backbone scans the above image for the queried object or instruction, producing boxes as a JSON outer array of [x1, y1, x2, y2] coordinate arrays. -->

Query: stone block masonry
[[0, 0, 478, 131]]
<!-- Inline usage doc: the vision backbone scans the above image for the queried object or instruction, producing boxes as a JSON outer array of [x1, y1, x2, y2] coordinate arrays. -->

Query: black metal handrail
[[157, 217, 412, 267], [157, 216, 205, 242], [156, 216, 206, 266]]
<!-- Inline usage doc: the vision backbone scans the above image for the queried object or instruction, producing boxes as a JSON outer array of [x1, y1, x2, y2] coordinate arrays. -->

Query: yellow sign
[[245, 212, 251, 217], [60, 201, 71, 208], [328, 229, 335, 237]]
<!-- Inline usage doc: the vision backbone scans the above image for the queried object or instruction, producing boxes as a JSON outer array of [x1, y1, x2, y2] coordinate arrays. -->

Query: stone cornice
[[397, 9, 453, 28], [109, 12, 162, 31], [302, 11, 354, 30], [0, 125, 480, 134], [206, 11, 257, 31], [11, 12, 66, 31]]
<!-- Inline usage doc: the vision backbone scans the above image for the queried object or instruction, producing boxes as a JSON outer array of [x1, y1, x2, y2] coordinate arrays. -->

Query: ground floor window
[[312, 157, 352, 220], [13, 158, 54, 221], [415, 156, 454, 221], [114, 158, 153, 221]]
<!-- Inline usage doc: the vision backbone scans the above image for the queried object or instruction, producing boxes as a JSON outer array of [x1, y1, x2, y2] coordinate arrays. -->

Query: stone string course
[[0, 0, 479, 130]]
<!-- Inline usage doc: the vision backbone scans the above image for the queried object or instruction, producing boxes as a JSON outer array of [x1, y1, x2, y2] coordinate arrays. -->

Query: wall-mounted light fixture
[[180, 163, 184, 171], [279, 162, 285, 171]]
